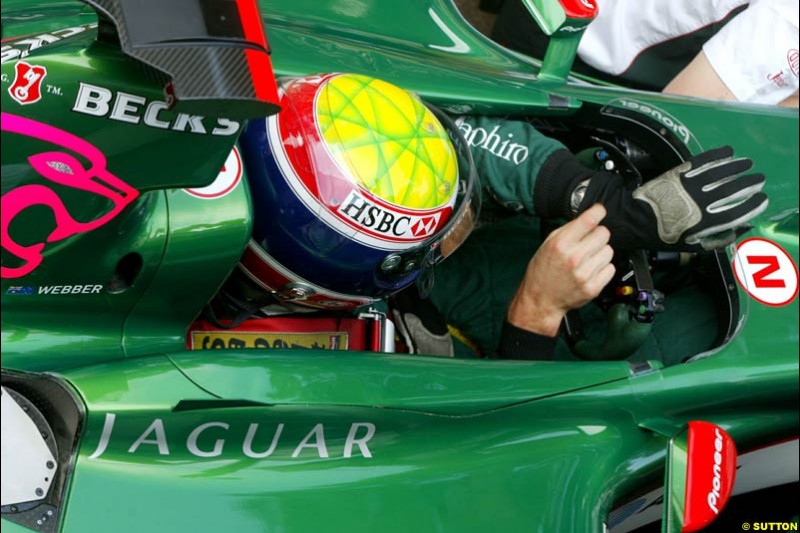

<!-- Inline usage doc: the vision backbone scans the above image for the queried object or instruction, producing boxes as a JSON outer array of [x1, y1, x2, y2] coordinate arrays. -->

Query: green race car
[[1, 1, 797, 532]]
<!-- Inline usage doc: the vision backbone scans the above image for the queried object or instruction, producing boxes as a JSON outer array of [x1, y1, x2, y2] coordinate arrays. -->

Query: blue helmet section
[[239, 117, 422, 298]]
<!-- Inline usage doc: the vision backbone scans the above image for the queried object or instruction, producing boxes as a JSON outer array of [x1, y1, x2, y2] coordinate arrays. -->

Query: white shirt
[[577, 0, 799, 104]]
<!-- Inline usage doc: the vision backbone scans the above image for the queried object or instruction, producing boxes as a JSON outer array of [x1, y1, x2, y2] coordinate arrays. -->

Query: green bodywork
[[1, 1, 797, 532]]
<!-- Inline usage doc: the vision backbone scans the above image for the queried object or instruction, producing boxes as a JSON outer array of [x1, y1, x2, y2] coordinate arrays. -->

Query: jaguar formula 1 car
[[1, 1, 798, 532]]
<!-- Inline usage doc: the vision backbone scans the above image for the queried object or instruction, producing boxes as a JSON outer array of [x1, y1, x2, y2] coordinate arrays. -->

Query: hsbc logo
[[338, 191, 442, 242], [410, 216, 437, 237]]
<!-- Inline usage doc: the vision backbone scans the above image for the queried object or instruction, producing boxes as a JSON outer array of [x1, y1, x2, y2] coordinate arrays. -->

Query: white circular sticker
[[733, 237, 799, 307], [184, 147, 242, 200]]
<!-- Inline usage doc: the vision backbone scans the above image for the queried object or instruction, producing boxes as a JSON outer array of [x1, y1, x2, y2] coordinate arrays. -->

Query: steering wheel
[[562, 248, 665, 360], [553, 139, 667, 361]]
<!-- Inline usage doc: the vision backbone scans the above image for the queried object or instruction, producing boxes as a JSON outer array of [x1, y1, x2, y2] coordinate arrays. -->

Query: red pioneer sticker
[[682, 421, 737, 533]]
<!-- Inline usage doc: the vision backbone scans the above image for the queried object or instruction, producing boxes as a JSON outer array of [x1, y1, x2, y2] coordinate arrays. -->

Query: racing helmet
[[235, 73, 479, 310]]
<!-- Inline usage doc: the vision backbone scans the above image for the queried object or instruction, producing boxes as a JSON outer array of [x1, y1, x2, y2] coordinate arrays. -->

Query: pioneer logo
[[337, 191, 442, 241], [616, 99, 693, 146], [682, 421, 737, 532], [707, 427, 725, 514], [72, 82, 241, 136]]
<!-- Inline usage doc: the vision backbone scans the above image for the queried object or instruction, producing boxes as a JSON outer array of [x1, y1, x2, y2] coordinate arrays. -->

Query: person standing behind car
[[492, 0, 799, 106]]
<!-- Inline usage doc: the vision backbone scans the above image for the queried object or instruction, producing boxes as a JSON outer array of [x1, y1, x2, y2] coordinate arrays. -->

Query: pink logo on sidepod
[[1, 112, 140, 279]]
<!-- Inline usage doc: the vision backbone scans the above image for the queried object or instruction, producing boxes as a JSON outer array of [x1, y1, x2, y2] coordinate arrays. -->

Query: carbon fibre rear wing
[[81, 0, 280, 119]]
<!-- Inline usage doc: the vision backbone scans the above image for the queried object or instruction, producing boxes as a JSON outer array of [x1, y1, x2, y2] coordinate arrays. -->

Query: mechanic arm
[[667, 0, 799, 107], [663, 51, 737, 102], [665, 51, 799, 108], [498, 205, 616, 360]]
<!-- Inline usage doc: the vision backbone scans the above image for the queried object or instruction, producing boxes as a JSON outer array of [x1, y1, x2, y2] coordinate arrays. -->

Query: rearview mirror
[[519, 0, 598, 82], [663, 421, 737, 533]]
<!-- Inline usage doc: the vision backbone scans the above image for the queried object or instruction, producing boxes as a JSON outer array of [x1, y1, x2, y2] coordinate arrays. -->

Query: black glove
[[535, 146, 768, 252]]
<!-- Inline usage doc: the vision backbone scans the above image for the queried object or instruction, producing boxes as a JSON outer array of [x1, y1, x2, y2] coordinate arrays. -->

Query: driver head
[[233, 73, 480, 311]]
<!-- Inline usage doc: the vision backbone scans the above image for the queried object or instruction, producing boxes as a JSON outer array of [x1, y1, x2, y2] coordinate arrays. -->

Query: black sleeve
[[496, 320, 558, 361]]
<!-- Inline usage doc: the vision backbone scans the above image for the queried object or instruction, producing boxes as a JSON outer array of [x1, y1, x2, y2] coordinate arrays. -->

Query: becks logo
[[8, 61, 46, 105], [72, 82, 241, 136]]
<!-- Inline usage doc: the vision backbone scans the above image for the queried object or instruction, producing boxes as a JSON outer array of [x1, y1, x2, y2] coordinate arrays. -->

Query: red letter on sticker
[[747, 255, 786, 288]]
